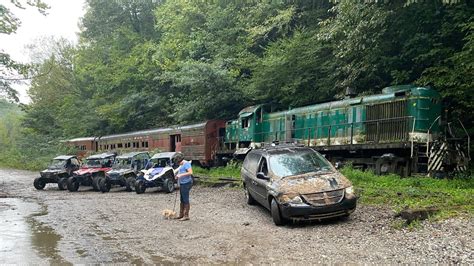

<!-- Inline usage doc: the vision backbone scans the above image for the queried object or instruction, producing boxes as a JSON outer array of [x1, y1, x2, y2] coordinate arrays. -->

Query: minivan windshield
[[269, 149, 333, 177]]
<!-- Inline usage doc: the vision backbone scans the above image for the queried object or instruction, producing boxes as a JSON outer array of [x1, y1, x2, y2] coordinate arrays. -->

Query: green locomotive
[[223, 85, 470, 176]]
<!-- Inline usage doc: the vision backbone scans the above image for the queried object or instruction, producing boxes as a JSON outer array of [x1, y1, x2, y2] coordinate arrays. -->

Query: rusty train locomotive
[[67, 85, 470, 176]]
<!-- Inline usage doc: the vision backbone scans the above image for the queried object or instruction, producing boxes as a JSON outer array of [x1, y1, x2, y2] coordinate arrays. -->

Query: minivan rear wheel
[[244, 185, 256, 205], [271, 198, 286, 226]]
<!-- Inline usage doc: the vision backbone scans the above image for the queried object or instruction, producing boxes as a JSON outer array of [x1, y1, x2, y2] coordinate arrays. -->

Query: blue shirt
[[178, 161, 192, 184]]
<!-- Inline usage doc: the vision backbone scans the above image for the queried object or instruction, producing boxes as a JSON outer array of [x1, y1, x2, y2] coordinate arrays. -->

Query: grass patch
[[193, 163, 473, 220], [193, 162, 241, 187], [194, 162, 241, 181], [341, 167, 474, 218]]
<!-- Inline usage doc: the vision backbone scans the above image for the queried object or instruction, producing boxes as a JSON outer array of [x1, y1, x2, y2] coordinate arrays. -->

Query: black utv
[[98, 151, 151, 193], [34, 155, 81, 190]]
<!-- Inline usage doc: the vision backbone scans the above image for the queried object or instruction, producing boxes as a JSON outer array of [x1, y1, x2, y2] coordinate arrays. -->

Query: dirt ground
[[0, 168, 472, 264]]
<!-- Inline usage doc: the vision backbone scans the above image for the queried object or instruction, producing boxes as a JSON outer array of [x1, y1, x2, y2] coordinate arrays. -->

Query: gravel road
[[0, 168, 472, 264]]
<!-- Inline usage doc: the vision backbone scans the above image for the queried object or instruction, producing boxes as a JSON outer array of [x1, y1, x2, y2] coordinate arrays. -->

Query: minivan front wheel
[[271, 198, 286, 226]]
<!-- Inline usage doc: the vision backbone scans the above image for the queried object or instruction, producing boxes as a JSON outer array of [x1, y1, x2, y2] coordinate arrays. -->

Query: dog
[[161, 209, 177, 219]]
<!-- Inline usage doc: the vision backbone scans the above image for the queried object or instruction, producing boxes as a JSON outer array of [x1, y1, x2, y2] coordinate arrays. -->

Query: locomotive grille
[[366, 100, 408, 142], [301, 189, 344, 206]]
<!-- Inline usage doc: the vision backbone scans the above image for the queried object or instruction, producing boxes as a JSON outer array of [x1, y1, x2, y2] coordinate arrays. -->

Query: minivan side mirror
[[256, 172, 270, 181]]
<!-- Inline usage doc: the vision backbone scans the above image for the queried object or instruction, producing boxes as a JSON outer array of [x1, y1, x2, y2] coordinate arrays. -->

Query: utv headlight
[[345, 186, 354, 195]]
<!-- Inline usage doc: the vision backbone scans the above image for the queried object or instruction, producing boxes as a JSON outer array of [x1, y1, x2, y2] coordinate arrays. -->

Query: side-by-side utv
[[66, 153, 116, 192], [33, 155, 81, 190], [98, 151, 150, 193]]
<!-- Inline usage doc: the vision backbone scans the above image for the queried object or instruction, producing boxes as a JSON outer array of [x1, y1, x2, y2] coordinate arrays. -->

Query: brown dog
[[161, 209, 177, 219]]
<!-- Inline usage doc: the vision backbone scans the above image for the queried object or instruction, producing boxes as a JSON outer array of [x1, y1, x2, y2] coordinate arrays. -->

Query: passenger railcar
[[64, 137, 99, 158], [223, 85, 470, 176], [66, 120, 226, 166]]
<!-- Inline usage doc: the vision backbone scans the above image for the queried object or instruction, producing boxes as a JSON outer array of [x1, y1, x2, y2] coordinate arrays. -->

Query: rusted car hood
[[273, 171, 352, 195]]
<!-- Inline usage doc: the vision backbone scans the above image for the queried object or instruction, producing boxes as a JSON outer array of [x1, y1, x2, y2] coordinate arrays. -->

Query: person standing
[[173, 152, 193, 221]]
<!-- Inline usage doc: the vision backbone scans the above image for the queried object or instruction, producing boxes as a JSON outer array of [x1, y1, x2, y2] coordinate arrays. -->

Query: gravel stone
[[0, 168, 472, 264]]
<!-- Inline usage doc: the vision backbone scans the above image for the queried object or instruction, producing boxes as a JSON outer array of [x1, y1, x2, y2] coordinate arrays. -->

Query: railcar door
[[169, 134, 182, 152]]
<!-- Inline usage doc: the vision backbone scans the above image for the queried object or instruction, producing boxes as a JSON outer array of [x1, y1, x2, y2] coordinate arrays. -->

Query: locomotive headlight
[[345, 186, 354, 195]]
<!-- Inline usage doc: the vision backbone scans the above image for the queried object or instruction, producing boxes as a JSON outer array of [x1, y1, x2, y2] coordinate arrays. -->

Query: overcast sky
[[1, 0, 86, 103]]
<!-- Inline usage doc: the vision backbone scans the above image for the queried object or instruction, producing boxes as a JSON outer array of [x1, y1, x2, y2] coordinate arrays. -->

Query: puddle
[[0, 197, 69, 264]]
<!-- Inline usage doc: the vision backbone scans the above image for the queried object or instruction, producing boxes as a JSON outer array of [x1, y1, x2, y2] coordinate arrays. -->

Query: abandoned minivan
[[241, 144, 357, 225]]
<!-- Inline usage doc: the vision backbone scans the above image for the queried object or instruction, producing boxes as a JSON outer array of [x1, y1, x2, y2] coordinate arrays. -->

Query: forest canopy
[[0, 0, 473, 169]]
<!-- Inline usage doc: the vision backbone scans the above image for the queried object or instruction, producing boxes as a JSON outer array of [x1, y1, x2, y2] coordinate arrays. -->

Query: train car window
[[176, 135, 181, 142], [242, 118, 249, 128], [118, 143, 123, 148], [395, 91, 406, 97], [145, 141, 149, 148]]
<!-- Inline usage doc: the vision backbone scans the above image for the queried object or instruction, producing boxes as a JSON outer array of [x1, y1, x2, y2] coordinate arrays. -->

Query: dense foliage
[[0, 0, 473, 169]]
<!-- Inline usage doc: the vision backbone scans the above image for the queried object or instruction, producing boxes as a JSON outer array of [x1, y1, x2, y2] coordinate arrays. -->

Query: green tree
[[0, 0, 49, 101]]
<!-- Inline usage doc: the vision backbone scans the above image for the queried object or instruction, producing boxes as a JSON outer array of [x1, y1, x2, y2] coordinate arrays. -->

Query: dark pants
[[179, 181, 193, 204]]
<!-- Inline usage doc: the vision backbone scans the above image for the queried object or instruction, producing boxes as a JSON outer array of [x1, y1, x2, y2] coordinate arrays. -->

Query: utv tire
[[99, 178, 111, 193], [271, 198, 286, 226], [91, 176, 100, 191], [67, 177, 79, 192], [34, 178, 46, 190], [244, 185, 256, 205], [58, 178, 67, 190], [125, 176, 135, 192], [135, 180, 146, 194], [163, 177, 175, 193]]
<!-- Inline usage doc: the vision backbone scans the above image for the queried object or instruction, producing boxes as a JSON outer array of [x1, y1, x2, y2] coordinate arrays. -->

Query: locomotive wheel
[[57, 178, 68, 190], [99, 178, 111, 193], [33, 178, 46, 190], [125, 176, 135, 192], [163, 177, 175, 193], [135, 180, 146, 194], [67, 177, 79, 192]]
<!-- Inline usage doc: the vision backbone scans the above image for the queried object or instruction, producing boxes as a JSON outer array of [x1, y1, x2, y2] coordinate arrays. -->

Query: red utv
[[66, 153, 116, 192]]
